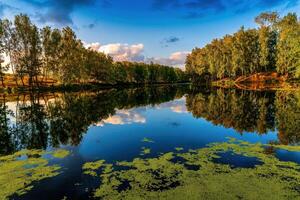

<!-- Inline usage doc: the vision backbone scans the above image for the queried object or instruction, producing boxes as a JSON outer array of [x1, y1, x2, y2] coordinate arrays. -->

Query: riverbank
[[212, 72, 300, 91], [0, 74, 190, 93]]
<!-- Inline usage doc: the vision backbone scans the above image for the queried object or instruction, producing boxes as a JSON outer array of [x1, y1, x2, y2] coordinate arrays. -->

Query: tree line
[[0, 14, 187, 88], [186, 12, 300, 82]]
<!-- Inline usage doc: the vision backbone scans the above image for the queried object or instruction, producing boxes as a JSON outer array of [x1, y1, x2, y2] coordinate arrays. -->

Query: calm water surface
[[1, 85, 300, 199]]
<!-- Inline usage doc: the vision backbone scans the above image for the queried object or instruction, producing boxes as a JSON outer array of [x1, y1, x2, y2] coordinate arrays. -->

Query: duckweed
[[140, 147, 151, 155], [83, 138, 300, 200], [0, 149, 69, 200], [142, 137, 154, 143], [272, 144, 300, 152], [82, 160, 106, 176], [175, 147, 184, 151], [51, 149, 70, 158]]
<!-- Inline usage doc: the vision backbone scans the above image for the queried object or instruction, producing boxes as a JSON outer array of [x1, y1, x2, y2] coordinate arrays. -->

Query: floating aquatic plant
[[140, 147, 151, 155], [142, 137, 155, 143], [175, 147, 184, 151], [0, 149, 69, 200], [82, 138, 300, 200]]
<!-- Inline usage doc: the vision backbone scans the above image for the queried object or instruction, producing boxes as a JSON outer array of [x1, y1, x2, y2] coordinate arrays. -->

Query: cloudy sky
[[1, 0, 299, 68]]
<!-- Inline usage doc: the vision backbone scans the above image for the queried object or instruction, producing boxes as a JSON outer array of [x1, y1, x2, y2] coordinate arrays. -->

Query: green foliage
[[1, 14, 187, 87], [112, 61, 187, 84], [276, 13, 300, 78], [82, 138, 300, 200], [186, 12, 300, 82]]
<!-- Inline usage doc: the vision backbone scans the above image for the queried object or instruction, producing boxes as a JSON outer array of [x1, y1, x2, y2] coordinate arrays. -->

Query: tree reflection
[[1, 85, 300, 155], [275, 91, 300, 145], [0, 85, 187, 155], [186, 88, 300, 145], [0, 95, 15, 154]]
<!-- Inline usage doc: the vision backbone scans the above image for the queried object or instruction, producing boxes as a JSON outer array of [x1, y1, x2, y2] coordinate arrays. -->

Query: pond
[[1, 85, 300, 200]]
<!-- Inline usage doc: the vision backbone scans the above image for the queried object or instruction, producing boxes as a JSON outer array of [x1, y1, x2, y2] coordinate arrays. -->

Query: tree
[[186, 12, 300, 82], [84, 48, 114, 84], [1, 19, 19, 86], [41, 27, 62, 81], [13, 14, 42, 87], [0, 20, 7, 87], [276, 13, 300, 78], [232, 27, 260, 77], [255, 12, 278, 71], [58, 27, 84, 84], [0, 14, 187, 87]]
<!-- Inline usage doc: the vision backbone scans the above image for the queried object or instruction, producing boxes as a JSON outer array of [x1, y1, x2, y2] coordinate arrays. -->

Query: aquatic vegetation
[[83, 138, 300, 200], [175, 147, 184, 151], [0, 149, 69, 200], [51, 149, 70, 158], [142, 137, 155, 143], [272, 144, 300, 152], [140, 147, 151, 155], [82, 160, 106, 176]]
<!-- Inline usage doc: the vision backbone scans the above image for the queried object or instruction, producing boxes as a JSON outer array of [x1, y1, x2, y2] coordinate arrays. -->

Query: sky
[[0, 0, 300, 68]]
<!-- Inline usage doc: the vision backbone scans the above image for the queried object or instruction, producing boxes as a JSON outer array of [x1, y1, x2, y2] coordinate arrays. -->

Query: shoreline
[[0, 82, 191, 94]]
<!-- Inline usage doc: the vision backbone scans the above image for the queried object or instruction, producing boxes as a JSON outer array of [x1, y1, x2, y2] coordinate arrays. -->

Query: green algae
[[271, 144, 300, 152], [83, 138, 300, 200], [82, 160, 106, 176], [0, 149, 70, 200], [51, 149, 70, 158], [175, 147, 184, 151], [142, 137, 154, 143], [140, 147, 151, 155]]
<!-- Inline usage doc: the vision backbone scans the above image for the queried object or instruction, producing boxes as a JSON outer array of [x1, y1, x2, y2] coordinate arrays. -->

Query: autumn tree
[[13, 14, 42, 86], [255, 12, 278, 71], [276, 13, 300, 78], [0, 20, 6, 86]]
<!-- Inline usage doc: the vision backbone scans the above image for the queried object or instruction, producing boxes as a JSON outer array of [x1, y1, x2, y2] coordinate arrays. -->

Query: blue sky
[[0, 0, 299, 67]]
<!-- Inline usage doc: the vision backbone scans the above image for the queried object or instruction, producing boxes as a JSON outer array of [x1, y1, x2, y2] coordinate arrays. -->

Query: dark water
[[1, 85, 300, 199]]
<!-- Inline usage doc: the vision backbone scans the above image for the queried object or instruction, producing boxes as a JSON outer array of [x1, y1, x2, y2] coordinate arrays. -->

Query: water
[[1, 85, 300, 199]]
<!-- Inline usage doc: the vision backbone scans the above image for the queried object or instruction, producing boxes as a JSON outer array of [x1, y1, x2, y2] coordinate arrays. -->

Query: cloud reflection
[[156, 97, 188, 113], [96, 109, 146, 126]]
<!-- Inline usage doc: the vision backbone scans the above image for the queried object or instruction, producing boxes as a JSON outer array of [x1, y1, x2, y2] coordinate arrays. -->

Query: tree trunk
[[21, 76, 25, 87], [35, 75, 40, 88], [1, 77, 5, 88]]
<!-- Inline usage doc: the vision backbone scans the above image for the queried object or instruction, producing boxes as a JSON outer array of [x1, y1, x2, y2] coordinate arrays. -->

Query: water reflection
[[186, 88, 300, 145], [0, 86, 187, 155], [1, 86, 300, 156]]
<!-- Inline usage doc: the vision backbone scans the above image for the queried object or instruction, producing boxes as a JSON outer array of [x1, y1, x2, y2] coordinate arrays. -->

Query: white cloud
[[1, 53, 10, 66], [170, 105, 187, 113], [146, 51, 190, 69], [95, 109, 146, 126], [83, 41, 189, 68], [1, 53, 12, 73], [84, 42, 145, 62], [84, 42, 101, 51], [155, 97, 188, 113]]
